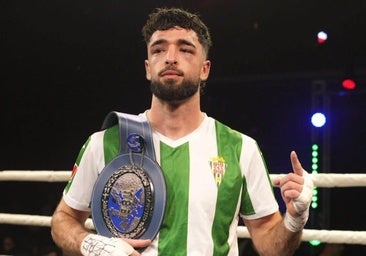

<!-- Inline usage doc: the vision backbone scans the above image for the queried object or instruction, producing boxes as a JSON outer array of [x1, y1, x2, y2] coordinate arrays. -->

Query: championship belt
[[91, 111, 166, 240]]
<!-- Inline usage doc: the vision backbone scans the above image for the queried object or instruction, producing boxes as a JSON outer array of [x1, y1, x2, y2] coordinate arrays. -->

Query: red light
[[317, 31, 328, 44], [342, 79, 356, 90], [317, 38, 326, 44]]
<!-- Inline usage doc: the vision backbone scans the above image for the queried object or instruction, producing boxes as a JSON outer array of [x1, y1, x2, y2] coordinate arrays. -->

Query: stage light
[[309, 142, 321, 247], [342, 78, 356, 90], [311, 143, 319, 209], [309, 240, 322, 246], [311, 112, 326, 128], [317, 31, 328, 44]]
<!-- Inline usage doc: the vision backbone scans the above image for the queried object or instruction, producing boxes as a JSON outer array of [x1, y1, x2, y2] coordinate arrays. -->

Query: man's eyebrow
[[150, 39, 167, 48], [149, 38, 196, 48], [177, 39, 196, 48]]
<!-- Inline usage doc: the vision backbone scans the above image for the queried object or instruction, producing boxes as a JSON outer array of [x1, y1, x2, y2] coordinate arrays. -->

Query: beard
[[150, 77, 201, 102]]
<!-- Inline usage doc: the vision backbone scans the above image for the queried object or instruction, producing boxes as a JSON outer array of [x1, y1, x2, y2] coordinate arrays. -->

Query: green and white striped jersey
[[63, 113, 278, 256]]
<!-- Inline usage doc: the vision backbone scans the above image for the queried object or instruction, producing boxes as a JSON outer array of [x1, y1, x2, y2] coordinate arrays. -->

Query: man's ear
[[145, 59, 151, 80], [200, 60, 211, 81]]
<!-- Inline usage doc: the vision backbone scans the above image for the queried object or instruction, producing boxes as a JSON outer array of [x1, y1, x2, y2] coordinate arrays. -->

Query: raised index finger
[[290, 150, 303, 176]]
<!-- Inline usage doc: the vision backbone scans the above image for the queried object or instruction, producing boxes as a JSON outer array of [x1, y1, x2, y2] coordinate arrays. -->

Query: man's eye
[[181, 48, 193, 53], [152, 48, 164, 54]]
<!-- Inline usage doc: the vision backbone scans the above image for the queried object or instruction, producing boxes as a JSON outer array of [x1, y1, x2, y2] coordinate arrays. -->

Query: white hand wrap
[[284, 170, 314, 232], [284, 210, 309, 233], [80, 234, 134, 256]]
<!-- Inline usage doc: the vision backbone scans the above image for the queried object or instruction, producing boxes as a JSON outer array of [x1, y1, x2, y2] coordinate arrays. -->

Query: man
[[51, 7, 313, 256]]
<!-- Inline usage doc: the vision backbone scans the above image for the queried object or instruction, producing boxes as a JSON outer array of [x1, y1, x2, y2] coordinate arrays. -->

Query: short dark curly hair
[[142, 7, 212, 58]]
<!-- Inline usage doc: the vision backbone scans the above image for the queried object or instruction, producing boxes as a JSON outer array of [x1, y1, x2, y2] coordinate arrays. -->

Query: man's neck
[[147, 96, 204, 140]]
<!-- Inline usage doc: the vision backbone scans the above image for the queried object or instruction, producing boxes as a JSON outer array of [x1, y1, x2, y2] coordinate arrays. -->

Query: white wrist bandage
[[284, 210, 309, 232], [80, 234, 134, 256], [284, 170, 314, 232]]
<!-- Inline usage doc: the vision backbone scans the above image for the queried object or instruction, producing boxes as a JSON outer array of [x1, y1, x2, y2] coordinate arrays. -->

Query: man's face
[[144, 26, 211, 101]]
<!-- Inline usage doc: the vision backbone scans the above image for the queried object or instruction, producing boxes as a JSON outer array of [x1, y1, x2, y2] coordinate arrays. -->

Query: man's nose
[[165, 46, 178, 64]]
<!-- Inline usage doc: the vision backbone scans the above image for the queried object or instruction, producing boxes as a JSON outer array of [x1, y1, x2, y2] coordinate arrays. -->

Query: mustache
[[158, 66, 184, 76]]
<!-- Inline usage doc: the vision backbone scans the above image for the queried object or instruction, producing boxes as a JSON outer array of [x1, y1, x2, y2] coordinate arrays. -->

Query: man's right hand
[[80, 234, 151, 256]]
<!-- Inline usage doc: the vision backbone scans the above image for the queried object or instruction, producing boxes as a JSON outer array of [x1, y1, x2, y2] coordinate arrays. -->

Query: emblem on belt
[[91, 112, 166, 240]]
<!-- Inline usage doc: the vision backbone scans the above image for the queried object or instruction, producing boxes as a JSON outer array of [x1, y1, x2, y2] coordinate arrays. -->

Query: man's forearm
[[51, 209, 91, 255], [271, 220, 302, 256], [251, 218, 302, 256]]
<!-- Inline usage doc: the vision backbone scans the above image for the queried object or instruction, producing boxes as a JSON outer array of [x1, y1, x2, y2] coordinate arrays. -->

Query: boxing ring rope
[[1, 170, 366, 245]]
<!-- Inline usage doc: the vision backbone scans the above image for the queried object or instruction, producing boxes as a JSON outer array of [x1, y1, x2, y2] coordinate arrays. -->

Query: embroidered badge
[[64, 163, 79, 195], [210, 156, 227, 186], [71, 164, 78, 177]]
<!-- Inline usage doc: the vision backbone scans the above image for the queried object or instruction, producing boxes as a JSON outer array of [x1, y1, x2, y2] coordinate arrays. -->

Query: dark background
[[1, 0, 366, 254]]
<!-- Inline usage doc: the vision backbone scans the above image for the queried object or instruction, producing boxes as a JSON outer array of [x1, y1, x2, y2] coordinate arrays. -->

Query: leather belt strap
[[101, 111, 156, 159]]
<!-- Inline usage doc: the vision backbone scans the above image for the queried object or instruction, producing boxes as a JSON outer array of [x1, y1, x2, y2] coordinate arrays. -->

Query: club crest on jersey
[[210, 156, 227, 186]]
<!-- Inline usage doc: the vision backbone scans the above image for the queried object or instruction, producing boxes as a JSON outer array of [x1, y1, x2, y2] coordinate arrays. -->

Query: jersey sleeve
[[63, 130, 106, 212], [239, 135, 279, 219]]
